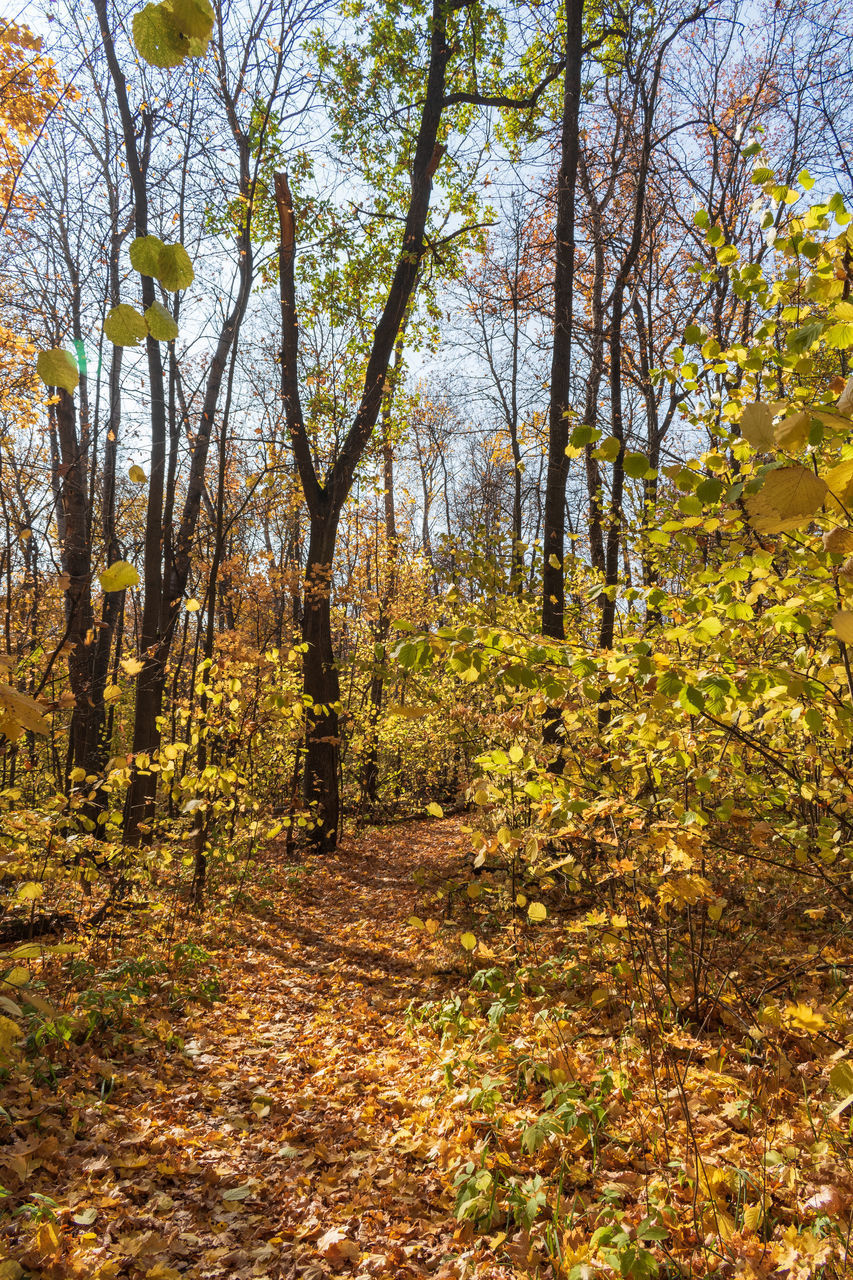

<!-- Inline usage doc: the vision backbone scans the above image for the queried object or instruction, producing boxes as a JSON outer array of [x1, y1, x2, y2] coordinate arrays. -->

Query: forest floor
[[0, 819, 514, 1280], [2, 816, 852, 1280]]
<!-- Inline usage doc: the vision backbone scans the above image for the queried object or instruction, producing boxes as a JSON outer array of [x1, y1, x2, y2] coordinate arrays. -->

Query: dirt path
[[3, 820, 511, 1280]]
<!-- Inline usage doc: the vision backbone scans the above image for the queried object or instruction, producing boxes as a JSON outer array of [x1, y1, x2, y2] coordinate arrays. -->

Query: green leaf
[[36, 348, 79, 394], [99, 560, 140, 592], [129, 235, 167, 275], [745, 466, 827, 533], [696, 477, 723, 505], [693, 209, 709, 228], [657, 670, 683, 698], [684, 324, 702, 344], [145, 300, 179, 341], [132, 2, 186, 67], [595, 435, 621, 462], [786, 321, 824, 354], [569, 423, 601, 448], [623, 451, 650, 479], [129, 236, 194, 291], [221, 1182, 255, 1201], [104, 304, 148, 347], [678, 685, 705, 715], [157, 243, 194, 291], [527, 902, 547, 923]]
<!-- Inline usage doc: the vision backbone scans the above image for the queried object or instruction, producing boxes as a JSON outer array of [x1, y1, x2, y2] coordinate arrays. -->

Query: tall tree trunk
[[541, 0, 584, 643], [361, 337, 403, 809], [52, 390, 102, 782], [302, 511, 342, 849]]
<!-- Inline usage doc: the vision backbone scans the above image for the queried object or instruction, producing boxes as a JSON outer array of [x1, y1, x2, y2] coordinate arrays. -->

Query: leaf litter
[[1, 817, 852, 1279]]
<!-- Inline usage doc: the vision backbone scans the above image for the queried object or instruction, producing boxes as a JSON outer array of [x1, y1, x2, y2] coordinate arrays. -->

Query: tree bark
[[52, 390, 102, 782], [541, 0, 584, 643]]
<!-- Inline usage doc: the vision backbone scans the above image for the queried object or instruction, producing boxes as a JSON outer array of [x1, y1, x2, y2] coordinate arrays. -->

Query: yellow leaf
[[37, 347, 78, 393], [823, 528, 853, 553], [104, 303, 148, 347], [0, 683, 49, 734], [0, 1014, 22, 1056], [426, 802, 443, 818], [739, 401, 775, 450], [528, 902, 547, 922], [99, 560, 140, 592], [129, 464, 147, 483], [829, 1060, 853, 1098], [745, 466, 827, 533], [460, 932, 477, 951], [784, 1002, 826, 1034], [831, 611, 853, 643], [774, 410, 809, 449], [15, 881, 43, 902], [185, 598, 201, 612], [822, 459, 853, 510], [36, 1221, 60, 1255], [425, 918, 439, 935], [121, 657, 145, 676]]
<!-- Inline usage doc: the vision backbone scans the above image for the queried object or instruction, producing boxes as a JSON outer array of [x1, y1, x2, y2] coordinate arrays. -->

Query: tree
[[275, 0, 456, 849]]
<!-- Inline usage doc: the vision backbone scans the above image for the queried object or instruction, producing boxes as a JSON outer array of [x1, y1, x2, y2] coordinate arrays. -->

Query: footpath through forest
[[1, 820, 513, 1280]]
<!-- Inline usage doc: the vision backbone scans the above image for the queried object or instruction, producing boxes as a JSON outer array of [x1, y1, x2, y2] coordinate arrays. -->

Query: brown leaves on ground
[[0, 821, 512, 1280], [3, 817, 852, 1280]]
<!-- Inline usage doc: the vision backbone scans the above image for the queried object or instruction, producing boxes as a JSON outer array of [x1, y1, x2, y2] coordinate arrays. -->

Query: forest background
[[2, 0, 853, 1275]]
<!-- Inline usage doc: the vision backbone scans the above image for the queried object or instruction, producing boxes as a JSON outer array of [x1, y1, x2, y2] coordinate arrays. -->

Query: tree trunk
[[302, 511, 342, 850], [53, 390, 103, 782], [361, 337, 403, 809], [541, 0, 584, 643]]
